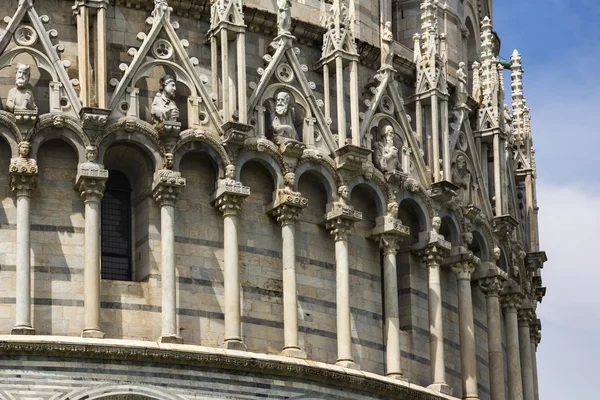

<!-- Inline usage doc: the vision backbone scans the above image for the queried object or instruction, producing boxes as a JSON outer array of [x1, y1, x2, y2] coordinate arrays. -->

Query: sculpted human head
[[284, 172, 295, 188], [493, 247, 501, 260], [275, 92, 290, 116], [225, 164, 235, 180], [387, 202, 399, 218], [338, 185, 349, 201], [159, 75, 176, 99], [464, 231, 473, 245], [456, 155, 466, 170], [432, 216, 441, 231], [15, 63, 31, 88], [85, 146, 97, 163], [18, 141, 30, 158], [164, 152, 174, 169], [383, 125, 394, 141]]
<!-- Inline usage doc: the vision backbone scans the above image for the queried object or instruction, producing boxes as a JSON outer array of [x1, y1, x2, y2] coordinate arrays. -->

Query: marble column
[[326, 205, 361, 369], [76, 166, 108, 339], [211, 177, 250, 350], [153, 170, 186, 343], [271, 199, 307, 359], [530, 323, 541, 400], [381, 234, 404, 379], [421, 245, 451, 395], [502, 292, 524, 400], [518, 308, 535, 400], [479, 276, 506, 400], [452, 260, 479, 400], [10, 162, 38, 335]]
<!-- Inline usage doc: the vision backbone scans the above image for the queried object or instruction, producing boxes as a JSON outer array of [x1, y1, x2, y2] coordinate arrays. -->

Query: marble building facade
[[0, 0, 547, 399]]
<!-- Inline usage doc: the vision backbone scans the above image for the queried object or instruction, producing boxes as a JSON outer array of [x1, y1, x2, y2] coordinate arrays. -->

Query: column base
[[11, 326, 35, 335], [159, 335, 183, 344], [82, 329, 105, 339], [335, 359, 359, 370], [385, 373, 408, 382], [280, 347, 307, 359], [428, 383, 453, 396], [224, 339, 247, 351]]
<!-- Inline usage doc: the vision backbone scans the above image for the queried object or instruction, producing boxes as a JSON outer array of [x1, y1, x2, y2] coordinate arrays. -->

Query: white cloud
[[536, 182, 600, 399]]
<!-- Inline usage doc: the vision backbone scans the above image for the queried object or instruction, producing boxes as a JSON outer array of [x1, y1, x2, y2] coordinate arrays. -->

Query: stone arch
[[52, 384, 179, 400], [29, 115, 88, 163], [0, 112, 21, 157], [235, 150, 283, 188], [398, 197, 427, 245], [497, 244, 510, 273], [368, 114, 406, 149], [397, 190, 431, 228], [294, 161, 337, 203], [470, 228, 490, 261], [132, 60, 199, 98], [97, 130, 163, 172], [438, 209, 462, 246], [173, 134, 229, 178], [347, 176, 387, 217]]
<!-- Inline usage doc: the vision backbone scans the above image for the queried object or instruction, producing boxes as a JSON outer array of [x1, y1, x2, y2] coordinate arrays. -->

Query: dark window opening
[[101, 170, 132, 281]]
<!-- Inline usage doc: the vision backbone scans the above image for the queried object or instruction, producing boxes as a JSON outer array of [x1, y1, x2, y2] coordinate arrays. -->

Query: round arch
[[438, 208, 462, 246], [397, 190, 431, 230], [0, 113, 21, 157], [470, 228, 490, 261], [294, 161, 337, 203], [53, 384, 179, 400], [97, 131, 163, 171], [235, 150, 283, 188], [347, 176, 387, 217], [29, 116, 88, 163], [173, 139, 227, 178]]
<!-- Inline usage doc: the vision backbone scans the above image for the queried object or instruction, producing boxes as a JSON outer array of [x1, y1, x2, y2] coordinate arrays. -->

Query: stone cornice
[[0, 336, 457, 400]]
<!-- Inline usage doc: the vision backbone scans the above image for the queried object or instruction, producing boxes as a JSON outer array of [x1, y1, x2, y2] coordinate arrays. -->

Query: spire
[[319, 0, 357, 57], [413, 0, 447, 95]]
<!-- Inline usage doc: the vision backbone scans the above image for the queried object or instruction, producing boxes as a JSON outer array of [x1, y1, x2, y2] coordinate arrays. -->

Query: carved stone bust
[[269, 91, 299, 144], [151, 74, 179, 124], [373, 125, 401, 173], [6, 63, 37, 113]]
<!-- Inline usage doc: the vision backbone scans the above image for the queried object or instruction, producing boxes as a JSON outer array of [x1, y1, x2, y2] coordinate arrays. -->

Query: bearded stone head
[[15, 63, 31, 88], [275, 92, 291, 116], [159, 75, 176, 99]]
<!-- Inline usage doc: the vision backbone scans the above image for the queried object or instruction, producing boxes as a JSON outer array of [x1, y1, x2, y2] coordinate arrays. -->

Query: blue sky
[[494, 1, 599, 399]]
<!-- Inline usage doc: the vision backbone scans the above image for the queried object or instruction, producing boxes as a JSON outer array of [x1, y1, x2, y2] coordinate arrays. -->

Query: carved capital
[[76, 177, 106, 201], [271, 203, 303, 226], [379, 234, 401, 256], [152, 169, 186, 207], [501, 292, 523, 313], [10, 172, 37, 196], [518, 308, 534, 326], [419, 245, 447, 267], [479, 275, 504, 297], [451, 261, 477, 281], [326, 217, 355, 242]]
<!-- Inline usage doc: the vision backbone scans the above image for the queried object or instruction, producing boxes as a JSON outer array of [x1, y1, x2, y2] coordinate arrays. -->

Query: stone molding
[[152, 169, 187, 207], [0, 336, 457, 400]]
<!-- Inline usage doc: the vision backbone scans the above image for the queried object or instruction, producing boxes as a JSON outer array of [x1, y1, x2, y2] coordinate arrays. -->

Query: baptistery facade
[[0, 1, 546, 400]]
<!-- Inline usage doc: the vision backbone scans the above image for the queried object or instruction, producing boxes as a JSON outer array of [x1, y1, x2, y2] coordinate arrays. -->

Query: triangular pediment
[[360, 68, 429, 186], [247, 35, 337, 153], [0, 0, 80, 116], [108, 5, 222, 134], [210, 0, 245, 30]]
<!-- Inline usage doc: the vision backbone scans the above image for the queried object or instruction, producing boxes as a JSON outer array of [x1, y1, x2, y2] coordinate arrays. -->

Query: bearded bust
[[151, 74, 179, 124], [269, 91, 299, 144], [6, 63, 37, 113]]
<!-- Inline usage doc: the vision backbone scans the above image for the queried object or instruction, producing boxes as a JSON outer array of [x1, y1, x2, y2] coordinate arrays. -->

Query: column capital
[[271, 203, 304, 226], [478, 275, 505, 297], [211, 178, 250, 217], [75, 163, 108, 200], [419, 244, 448, 267], [451, 261, 477, 281], [9, 156, 38, 196], [518, 307, 534, 326], [379, 234, 402, 256], [268, 187, 308, 226], [325, 200, 361, 242], [501, 291, 523, 313], [326, 217, 356, 242], [152, 169, 186, 207]]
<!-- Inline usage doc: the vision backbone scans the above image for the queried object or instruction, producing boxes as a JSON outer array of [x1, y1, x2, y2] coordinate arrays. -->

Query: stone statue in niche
[[456, 62, 468, 106], [452, 155, 472, 205], [5, 63, 37, 113], [381, 21, 394, 68], [373, 125, 401, 173], [151, 75, 179, 124], [430, 216, 444, 242], [267, 91, 300, 144], [282, 172, 301, 197], [277, 0, 292, 35]]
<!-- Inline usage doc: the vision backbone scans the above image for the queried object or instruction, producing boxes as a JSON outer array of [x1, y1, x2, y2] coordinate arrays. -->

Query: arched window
[[101, 170, 132, 281]]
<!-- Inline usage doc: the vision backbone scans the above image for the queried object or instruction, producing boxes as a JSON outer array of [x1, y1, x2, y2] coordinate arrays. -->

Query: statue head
[[225, 164, 236, 180], [275, 91, 291, 116], [284, 172, 295, 188], [18, 141, 30, 158], [159, 75, 176, 99], [382, 125, 394, 144], [464, 231, 473, 245], [385, 21, 392, 30], [338, 185, 349, 201], [15, 63, 31, 88], [493, 247, 501, 260], [432, 216, 441, 231], [456, 155, 466, 171], [387, 202, 399, 218], [164, 152, 174, 169], [85, 146, 97, 163]]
